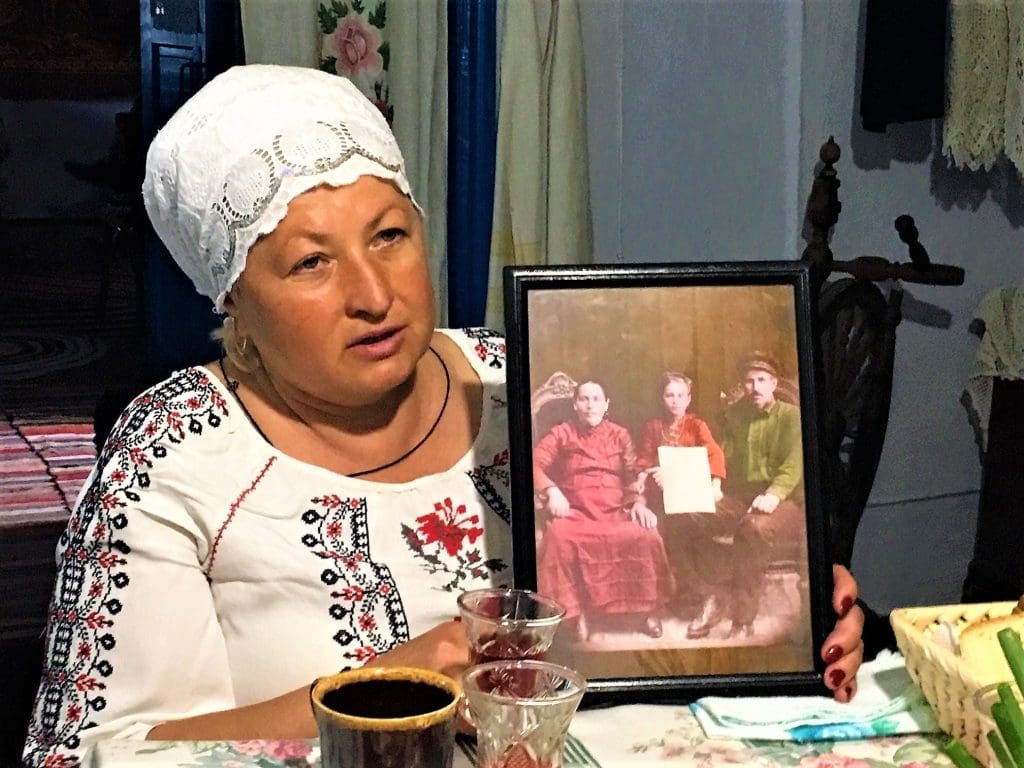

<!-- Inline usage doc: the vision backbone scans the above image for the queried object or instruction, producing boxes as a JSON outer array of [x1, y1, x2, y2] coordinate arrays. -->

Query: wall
[[0, 99, 131, 219], [580, 0, 1024, 612]]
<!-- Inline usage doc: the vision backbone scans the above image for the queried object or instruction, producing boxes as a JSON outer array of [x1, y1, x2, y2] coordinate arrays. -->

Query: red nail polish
[[828, 668, 845, 688], [844, 684, 853, 698], [840, 597, 854, 617], [824, 645, 842, 665]]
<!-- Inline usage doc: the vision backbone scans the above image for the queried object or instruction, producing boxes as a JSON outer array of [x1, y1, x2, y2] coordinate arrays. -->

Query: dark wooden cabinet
[[140, 0, 244, 375]]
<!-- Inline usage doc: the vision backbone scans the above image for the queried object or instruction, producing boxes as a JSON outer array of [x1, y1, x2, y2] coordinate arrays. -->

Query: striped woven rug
[[0, 412, 95, 526], [0, 219, 137, 527]]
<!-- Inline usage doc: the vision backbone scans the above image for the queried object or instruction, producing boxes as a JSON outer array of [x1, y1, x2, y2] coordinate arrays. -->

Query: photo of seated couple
[[529, 290, 811, 660]]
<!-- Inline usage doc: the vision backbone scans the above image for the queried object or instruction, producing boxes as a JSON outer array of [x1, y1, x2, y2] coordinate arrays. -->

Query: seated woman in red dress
[[534, 380, 673, 642]]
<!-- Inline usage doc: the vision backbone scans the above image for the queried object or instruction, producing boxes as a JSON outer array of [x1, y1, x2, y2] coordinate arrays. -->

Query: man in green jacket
[[686, 352, 806, 640]]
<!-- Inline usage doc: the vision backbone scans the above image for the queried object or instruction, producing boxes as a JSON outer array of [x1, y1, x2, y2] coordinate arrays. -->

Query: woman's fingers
[[831, 563, 859, 618], [822, 564, 866, 701], [832, 674, 859, 704]]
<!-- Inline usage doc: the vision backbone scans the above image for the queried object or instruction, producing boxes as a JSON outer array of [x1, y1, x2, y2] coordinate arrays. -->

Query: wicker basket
[[890, 601, 1019, 765]]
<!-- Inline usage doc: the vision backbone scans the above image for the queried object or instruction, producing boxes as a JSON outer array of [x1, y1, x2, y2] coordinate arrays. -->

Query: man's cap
[[737, 351, 781, 378]]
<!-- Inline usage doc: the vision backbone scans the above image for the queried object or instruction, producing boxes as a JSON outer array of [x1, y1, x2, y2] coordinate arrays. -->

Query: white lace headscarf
[[142, 65, 420, 312]]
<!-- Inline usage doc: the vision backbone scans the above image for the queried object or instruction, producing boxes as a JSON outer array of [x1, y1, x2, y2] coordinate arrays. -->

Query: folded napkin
[[690, 650, 941, 742]]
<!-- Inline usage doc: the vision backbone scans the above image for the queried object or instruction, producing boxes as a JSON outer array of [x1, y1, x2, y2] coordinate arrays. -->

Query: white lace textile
[[944, 0, 1009, 172], [1006, 2, 1024, 173], [962, 285, 1024, 452], [142, 65, 418, 311]]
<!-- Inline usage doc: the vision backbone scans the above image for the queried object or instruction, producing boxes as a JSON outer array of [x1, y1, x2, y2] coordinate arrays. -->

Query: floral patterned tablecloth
[[90, 703, 954, 768]]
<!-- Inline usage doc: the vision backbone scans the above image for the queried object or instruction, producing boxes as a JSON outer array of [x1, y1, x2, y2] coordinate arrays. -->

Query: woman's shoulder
[[97, 366, 238, 462]]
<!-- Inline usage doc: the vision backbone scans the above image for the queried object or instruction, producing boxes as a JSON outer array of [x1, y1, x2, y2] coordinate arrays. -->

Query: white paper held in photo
[[657, 446, 716, 514]]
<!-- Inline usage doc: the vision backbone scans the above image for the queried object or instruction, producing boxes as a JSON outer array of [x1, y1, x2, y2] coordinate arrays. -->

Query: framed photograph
[[503, 261, 832, 702]]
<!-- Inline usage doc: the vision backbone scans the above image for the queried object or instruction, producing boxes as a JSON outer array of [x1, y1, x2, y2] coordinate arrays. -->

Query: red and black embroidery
[[463, 327, 505, 369], [402, 497, 507, 592], [467, 448, 512, 525], [301, 495, 408, 664], [23, 368, 228, 768]]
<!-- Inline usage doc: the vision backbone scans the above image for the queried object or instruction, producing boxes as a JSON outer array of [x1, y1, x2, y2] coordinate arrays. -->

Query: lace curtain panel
[[239, 0, 449, 322], [944, 0, 1024, 174]]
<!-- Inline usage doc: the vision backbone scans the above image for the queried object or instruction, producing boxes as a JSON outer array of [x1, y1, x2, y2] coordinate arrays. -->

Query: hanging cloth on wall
[[1004, 2, 1024, 173], [961, 284, 1024, 603], [485, 0, 594, 329], [962, 284, 1024, 453], [859, 0, 947, 133], [944, 0, 1008, 170]]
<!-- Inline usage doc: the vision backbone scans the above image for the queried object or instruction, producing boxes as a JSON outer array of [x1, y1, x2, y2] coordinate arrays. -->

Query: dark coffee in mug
[[311, 667, 459, 768], [321, 679, 455, 719]]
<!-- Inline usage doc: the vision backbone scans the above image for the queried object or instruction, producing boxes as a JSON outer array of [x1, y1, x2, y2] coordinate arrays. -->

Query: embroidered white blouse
[[23, 329, 512, 768]]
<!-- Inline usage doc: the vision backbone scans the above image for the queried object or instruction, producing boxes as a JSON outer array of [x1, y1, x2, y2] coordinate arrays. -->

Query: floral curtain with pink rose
[[318, 1, 394, 122]]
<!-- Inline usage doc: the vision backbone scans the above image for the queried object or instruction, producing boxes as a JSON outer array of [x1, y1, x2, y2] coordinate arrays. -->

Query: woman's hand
[[711, 477, 724, 502], [545, 486, 572, 518], [629, 500, 658, 529], [648, 466, 664, 488], [367, 620, 475, 734], [821, 564, 865, 702], [366, 619, 470, 681]]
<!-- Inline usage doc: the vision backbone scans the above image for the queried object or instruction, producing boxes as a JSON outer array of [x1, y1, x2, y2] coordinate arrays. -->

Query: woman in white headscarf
[[23, 66, 865, 768]]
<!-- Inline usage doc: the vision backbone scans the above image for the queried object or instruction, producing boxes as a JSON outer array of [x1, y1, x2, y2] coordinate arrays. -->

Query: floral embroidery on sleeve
[[24, 368, 228, 768]]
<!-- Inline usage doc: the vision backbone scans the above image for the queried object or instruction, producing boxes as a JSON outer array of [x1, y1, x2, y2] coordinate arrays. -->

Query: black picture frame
[[503, 261, 833, 703]]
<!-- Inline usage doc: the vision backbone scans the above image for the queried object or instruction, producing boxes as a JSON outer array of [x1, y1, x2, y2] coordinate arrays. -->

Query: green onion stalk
[[946, 628, 1024, 768]]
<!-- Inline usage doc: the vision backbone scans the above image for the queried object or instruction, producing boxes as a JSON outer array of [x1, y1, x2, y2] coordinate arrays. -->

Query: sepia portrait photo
[[504, 262, 832, 700]]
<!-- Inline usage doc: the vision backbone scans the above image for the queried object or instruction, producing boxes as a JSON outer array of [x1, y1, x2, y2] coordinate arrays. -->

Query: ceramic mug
[[310, 666, 460, 768]]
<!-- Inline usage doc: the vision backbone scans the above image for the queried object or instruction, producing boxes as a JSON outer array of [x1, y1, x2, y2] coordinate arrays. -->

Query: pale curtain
[[385, 0, 449, 325], [486, 0, 593, 329], [240, 0, 449, 323], [944, 0, 1024, 175], [240, 0, 320, 67]]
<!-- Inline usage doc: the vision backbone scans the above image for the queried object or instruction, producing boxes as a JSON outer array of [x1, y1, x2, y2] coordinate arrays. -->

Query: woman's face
[[574, 382, 609, 428], [226, 177, 435, 408], [662, 379, 691, 419]]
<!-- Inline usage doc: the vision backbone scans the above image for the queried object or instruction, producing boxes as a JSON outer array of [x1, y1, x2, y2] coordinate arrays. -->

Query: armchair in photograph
[[530, 370, 578, 443]]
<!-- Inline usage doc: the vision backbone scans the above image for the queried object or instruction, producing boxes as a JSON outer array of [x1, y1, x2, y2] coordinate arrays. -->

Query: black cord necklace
[[350, 347, 451, 477], [219, 346, 452, 479]]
